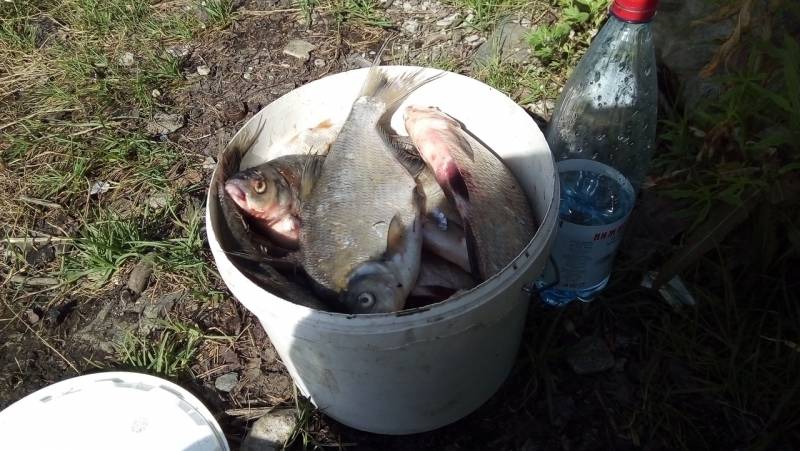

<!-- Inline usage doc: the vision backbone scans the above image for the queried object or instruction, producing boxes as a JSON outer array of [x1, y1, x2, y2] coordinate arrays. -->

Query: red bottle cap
[[610, 0, 659, 23]]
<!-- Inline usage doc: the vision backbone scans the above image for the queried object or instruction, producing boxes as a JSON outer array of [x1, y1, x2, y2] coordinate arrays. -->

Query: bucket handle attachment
[[521, 255, 560, 296]]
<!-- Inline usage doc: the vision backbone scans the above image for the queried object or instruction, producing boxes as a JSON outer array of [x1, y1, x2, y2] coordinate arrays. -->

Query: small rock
[[473, 21, 533, 66], [403, 19, 421, 34], [147, 192, 169, 209], [465, 12, 474, 23], [118, 52, 135, 67], [402, 2, 413, 11], [283, 39, 316, 61], [89, 180, 110, 196], [166, 45, 190, 59], [138, 291, 181, 336], [436, 12, 462, 28], [345, 53, 372, 69], [214, 372, 239, 393], [313, 58, 325, 67], [120, 255, 154, 303], [526, 100, 551, 121], [202, 156, 217, 170], [424, 33, 448, 46], [464, 34, 480, 44], [196, 65, 210, 76], [151, 89, 161, 98], [241, 409, 297, 451], [146, 113, 185, 135], [566, 336, 615, 375], [520, 18, 531, 27], [25, 309, 40, 324]]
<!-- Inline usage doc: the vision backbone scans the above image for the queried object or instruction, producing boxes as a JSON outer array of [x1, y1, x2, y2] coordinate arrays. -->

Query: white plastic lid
[[0, 372, 230, 451]]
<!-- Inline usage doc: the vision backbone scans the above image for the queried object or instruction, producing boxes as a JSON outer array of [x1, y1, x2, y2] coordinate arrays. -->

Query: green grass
[[201, 0, 237, 27], [116, 320, 207, 377], [527, 0, 609, 64], [329, 0, 393, 28], [455, 0, 535, 31], [465, 0, 610, 104]]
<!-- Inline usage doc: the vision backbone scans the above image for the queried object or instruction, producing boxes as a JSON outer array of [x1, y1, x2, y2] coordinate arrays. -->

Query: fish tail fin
[[360, 66, 445, 112]]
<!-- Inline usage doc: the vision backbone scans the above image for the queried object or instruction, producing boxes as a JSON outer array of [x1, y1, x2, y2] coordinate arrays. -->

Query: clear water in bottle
[[537, 160, 635, 306], [560, 170, 635, 226]]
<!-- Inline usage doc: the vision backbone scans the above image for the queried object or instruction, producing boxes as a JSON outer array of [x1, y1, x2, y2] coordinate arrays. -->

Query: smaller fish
[[341, 208, 424, 314], [404, 105, 538, 280], [214, 147, 324, 310], [407, 253, 477, 307], [224, 154, 324, 250]]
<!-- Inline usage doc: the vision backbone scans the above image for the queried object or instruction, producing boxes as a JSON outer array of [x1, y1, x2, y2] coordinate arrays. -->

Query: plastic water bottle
[[536, 0, 659, 307]]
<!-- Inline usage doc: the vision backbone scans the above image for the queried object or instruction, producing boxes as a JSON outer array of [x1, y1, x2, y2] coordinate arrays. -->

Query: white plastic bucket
[[206, 66, 559, 435], [0, 372, 229, 451]]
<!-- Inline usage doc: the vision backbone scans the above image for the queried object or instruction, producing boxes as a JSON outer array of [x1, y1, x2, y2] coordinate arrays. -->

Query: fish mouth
[[224, 181, 247, 205]]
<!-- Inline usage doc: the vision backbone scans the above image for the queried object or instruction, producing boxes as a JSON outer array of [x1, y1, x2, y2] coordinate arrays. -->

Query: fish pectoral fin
[[386, 214, 410, 256], [379, 129, 426, 177], [299, 155, 325, 201]]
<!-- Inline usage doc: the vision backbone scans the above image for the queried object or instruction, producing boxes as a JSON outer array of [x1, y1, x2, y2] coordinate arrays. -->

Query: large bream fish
[[300, 68, 441, 314]]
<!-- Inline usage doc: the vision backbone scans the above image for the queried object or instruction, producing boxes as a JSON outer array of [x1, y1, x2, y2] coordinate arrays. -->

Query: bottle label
[[551, 159, 634, 290]]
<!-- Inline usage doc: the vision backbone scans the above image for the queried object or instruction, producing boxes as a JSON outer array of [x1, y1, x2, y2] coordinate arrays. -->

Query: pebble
[[118, 51, 135, 67], [147, 192, 170, 209], [566, 336, 615, 375], [465, 12, 474, 23], [214, 372, 239, 393], [402, 19, 421, 34], [525, 99, 554, 122], [89, 181, 110, 196], [424, 33, 448, 46], [241, 409, 297, 451], [345, 53, 372, 68], [202, 156, 217, 170], [151, 89, 161, 98], [196, 65, 210, 76], [166, 45, 190, 59], [313, 58, 325, 67], [473, 22, 533, 65], [146, 112, 185, 135], [283, 39, 316, 61], [25, 309, 40, 324], [520, 18, 532, 27], [436, 12, 462, 28], [464, 34, 481, 44]]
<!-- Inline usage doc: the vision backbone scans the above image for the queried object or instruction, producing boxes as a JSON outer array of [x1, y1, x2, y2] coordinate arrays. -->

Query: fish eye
[[253, 179, 267, 194], [357, 292, 375, 309]]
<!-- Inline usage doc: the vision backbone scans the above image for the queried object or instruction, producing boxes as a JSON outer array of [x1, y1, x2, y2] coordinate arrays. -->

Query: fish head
[[403, 105, 460, 135], [224, 165, 293, 222], [342, 262, 407, 314]]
